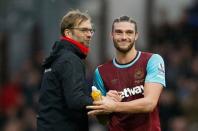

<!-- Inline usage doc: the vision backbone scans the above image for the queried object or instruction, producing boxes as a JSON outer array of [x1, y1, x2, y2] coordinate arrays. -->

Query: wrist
[[113, 102, 120, 112]]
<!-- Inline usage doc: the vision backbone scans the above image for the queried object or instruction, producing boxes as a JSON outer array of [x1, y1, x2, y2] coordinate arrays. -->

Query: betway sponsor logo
[[120, 85, 144, 99]]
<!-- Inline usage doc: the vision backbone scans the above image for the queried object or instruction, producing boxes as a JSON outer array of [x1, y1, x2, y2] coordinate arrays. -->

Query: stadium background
[[0, 0, 198, 130]]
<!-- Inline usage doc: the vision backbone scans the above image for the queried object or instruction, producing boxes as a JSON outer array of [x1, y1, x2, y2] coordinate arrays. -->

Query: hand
[[106, 90, 122, 102], [86, 96, 117, 116]]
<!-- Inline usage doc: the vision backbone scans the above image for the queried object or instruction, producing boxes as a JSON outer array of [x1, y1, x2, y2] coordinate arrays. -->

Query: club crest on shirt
[[134, 68, 145, 84], [111, 79, 118, 84], [134, 68, 144, 79]]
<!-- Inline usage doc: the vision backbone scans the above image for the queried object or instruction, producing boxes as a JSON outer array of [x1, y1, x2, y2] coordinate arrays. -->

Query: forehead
[[78, 20, 92, 28], [113, 21, 135, 30]]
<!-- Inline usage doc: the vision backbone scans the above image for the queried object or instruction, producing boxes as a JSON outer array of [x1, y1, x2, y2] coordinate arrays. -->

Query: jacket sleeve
[[56, 60, 93, 110]]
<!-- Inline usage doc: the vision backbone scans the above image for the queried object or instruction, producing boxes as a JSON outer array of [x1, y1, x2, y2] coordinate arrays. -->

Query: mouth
[[119, 41, 129, 45], [85, 40, 91, 44]]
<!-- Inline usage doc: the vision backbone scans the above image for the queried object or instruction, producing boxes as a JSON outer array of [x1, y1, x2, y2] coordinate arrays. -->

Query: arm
[[87, 83, 163, 115], [118, 53, 166, 113], [92, 67, 109, 124], [58, 61, 93, 110], [114, 82, 163, 113], [93, 67, 121, 102], [93, 67, 107, 96]]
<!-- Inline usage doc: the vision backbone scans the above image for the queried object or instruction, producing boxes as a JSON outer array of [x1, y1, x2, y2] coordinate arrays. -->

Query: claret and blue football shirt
[[93, 51, 166, 131]]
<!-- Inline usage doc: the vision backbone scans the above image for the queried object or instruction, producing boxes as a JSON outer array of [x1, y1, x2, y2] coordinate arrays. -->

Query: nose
[[121, 33, 127, 40], [87, 30, 92, 36], [86, 31, 92, 39]]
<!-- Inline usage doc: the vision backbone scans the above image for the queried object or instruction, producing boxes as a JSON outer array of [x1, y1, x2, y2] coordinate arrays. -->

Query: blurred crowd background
[[0, 0, 198, 131]]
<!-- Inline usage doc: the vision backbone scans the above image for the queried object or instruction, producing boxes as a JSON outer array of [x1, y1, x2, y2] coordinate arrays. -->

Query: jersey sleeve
[[93, 67, 107, 96], [145, 54, 166, 87]]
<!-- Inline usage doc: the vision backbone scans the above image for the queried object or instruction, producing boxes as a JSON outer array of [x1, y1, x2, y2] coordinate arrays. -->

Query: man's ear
[[110, 32, 113, 39], [135, 32, 139, 41], [64, 29, 71, 37]]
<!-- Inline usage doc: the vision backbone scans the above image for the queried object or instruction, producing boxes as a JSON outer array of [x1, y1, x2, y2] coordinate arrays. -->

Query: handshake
[[87, 86, 122, 116]]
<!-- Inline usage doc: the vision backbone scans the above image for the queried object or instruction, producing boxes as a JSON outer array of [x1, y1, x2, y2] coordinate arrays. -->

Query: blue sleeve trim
[[93, 67, 107, 96], [145, 54, 166, 87]]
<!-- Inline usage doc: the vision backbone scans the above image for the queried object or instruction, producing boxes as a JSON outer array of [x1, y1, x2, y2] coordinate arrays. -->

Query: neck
[[115, 47, 137, 64], [61, 36, 90, 55]]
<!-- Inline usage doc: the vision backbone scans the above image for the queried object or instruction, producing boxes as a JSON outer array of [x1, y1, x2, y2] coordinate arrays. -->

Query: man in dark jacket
[[37, 10, 94, 131]]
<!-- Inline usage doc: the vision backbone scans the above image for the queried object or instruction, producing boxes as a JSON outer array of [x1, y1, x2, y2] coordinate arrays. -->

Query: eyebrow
[[114, 29, 134, 32]]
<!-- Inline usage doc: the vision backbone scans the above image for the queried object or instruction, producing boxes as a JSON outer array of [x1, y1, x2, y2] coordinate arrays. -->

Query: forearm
[[114, 83, 163, 114], [87, 83, 162, 116], [114, 98, 156, 113]]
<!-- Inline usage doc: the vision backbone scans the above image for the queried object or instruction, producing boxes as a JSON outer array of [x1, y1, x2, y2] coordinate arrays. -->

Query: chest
[[101, 62, 147, 89], [99, 58, 150, 101]]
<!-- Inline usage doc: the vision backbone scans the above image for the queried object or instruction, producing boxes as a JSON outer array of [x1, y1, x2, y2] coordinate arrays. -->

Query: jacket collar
[[60, 36, 90, 56], [42, 36, 89, 68]]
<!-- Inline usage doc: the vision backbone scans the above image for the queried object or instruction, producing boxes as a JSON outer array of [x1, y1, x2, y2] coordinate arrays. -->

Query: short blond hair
[[60, 9, 92, 36]]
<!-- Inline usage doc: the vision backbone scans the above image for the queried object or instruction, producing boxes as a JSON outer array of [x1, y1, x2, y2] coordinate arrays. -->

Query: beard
[[113, 39, 135, 53]]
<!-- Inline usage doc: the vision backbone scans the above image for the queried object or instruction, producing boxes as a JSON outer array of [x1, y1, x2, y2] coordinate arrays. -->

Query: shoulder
[[95, 60, 114, 75], [146, 53, 165, 73], [58, 49, 83, 65], [148, 53, 164, 64], [97, 60, 113, 69], [53, 50, 84, 72], [140, 51, 153, 57], [140, 51, 164, 62]]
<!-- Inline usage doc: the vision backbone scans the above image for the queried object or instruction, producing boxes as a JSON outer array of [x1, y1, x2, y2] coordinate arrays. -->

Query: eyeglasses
[[70, 28, 95, 34]]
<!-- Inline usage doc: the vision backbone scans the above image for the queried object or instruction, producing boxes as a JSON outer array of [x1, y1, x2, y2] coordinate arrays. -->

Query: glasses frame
[[69, 27, 95, 34]]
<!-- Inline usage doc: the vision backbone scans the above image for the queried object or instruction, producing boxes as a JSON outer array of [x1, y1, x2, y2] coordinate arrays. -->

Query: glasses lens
[[70, 28, 95, 34], [81, 28, 94, 34]]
